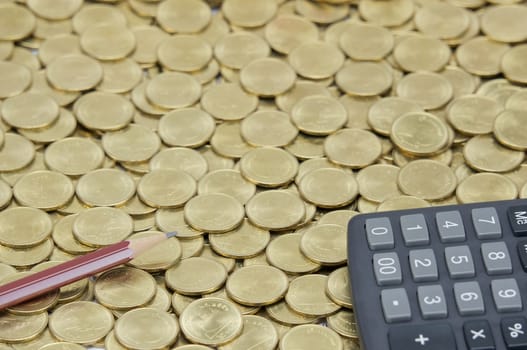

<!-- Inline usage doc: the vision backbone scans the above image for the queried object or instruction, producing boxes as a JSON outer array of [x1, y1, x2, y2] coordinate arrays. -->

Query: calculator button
[[454, 281, 485, 316], [472, 207, 502, 239], [501, 317, 527, 349], [436, 210, 466, 242], [381, 288, 411, 323], [417, 285, 447, 319], [365, 217, 394, 250], [409, 249, 438, 282], [400, 214, 430, 246], [491, 278, 522, 313], [445, 245, 475, 279], [517, 240, 527, 272], [508, 205, 527, 236], [373, 252, 402, 286], [388, 324, 456, 350], [463, 320, 495, 350], [481, 242, 512, 275]]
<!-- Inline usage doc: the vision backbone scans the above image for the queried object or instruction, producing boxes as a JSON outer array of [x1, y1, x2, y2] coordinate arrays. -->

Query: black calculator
[[347, 199, 527, 350]]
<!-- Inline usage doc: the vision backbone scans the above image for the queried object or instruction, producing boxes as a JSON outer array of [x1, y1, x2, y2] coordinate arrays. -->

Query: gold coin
[[115, 308, 179, 350], [19, 108, 77, 144], [159, 108, 215, 148], [318, 210, 358, 228], [265, 301, 318, 326], [367, 97, 423, 136], [295, 157, 346, 184], [275, 81, 331, 114], [222, 0, 276, 27], [155, 208, 203, 239], [138, 169, 196, 208], [0, 272, 58, 315], [118, 194, 156, 216], [0, 238, 53, 268], [218, 315, 278, 350], [390, 112, 449, 156], [447, 95, 502, 135], [288, 42, 344, 80], [0, 3, 35, 41], [210, 122, 254, 158], [150, 147, 208, 180], [1, 150, 44, 188], [339, 22, 393, 61], [457, 173, 518, 204], [324, 128, 382, 168], [0, 312, 47, 343], [28, 70, 79, 107], [336, 61, 392, 97], [240, 147, 298, 187], [291, 96, 346, 136], [327, 266, 353, 309], [481, 5, 527, 43], [2, 92, 59, 130], [415, 2, 470, 39], [201, 83, 258, 121], [33, 261, 87, 303], [175, 345, 213, 350], [0, 179, 12, 210], [0, 133, 34, 172], [284, 134, 325, 160], [226, 265, 288, 306], [165, 257, 227, 295], [215, 32, 270, 70], [0, 262, 16, 280], [240, 58, 296, 97], [393, 35, 450, 72], [80, 23, 135, 60], [105, 330, 127, 350], [133, 213, 156, 233], [0, 207, 52, 248], [95, 267, 157, 309], [184, 193, 244, 233], [398, 159, 457, 201], [103, 124, 161, 163], [298, 168, 358, 208], [286, 274, 340, 317], [359, 0, 414, 27], [357, 197, 379, 213], [46, 54, 103, 92], [356, 164, 402, 203], [340, 94, 379, 129], [377, 195, 431, 211], [0, 40, 13, 60], [494, 109, 527, 150], [10, 329, 57, 350], [327, 310, 358, 339], [241, 110, 298, 147], [97, 58, 143, 94], [301, 223, 347, 265], [264, 15, 318, 55], [127, 231, 181, 272], [209, 219, 269, 259], [501, 44, 527, 84], [10, 46, 40, 70], [157, 0, 210, 34], [199, 244, 235, 273], [396, 72, 453, 110], [464, 134, 524, 172], [265, 233, 320, 274], [27, 0, 81, 20], [145, 72, 201, 110], [49, 301, 113, 344], [179, 297, 243, 346], [131, 26, 169, 65], [295, 0, 348, 24], [13, 170, 74, 211], [171, 292, 198, 316], [39, 343, 85, 350], [158, 35, 212, 72], [440, 65, 480, 99], [74, 91, 134, 131], [246, 190, 305, 231], [507, 90, 527, 112], [198, 169, 256, 204], [456, 36, 510, 76], [44, 137, 104, 176], [72, 4, 126, 34], [280, 324, 342, 350], [76, 168, 136, 207], [52, 214, 94, 254], [131, 80, 170, 116], [73, 207, 133, 247]]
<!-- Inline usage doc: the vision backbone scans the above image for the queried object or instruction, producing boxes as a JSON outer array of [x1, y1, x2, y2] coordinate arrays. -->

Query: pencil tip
[[165, 231, 178, 238]]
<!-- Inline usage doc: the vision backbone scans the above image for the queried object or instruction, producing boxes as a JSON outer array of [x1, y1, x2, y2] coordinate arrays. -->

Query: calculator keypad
[[409, 249, 438, 282], [481, 241, 512, 275], [365, 217, 394, 250], [417, 285, 447, 319], [453, 282, 485, 316], [381, 288, 411, 323], [400, 214, 430, 246], [445, 245, 475, 279], [373, 252, 402, 286], [472, 207, 502, 239], [463, 320, 495, 350], [436, 210, 466, 242], [491, 278, 522, 312]]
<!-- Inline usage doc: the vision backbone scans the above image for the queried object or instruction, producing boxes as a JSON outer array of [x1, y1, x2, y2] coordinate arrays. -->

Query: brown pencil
[[0, 231, 177, 310]]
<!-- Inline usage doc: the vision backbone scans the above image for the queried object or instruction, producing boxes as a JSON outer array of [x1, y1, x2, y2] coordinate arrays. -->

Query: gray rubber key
[[454, 281, 485, 316], [365, 217, 394, 250], [409, 249, 438, 282], [436, 211, 466, 242], [417, 285, 447, 319], [491, 278, 522, 312], [481, 241, 512, 275], [472, 207, 502, 239], [381, 288, 411, 323], [373, 252, 402, 286], [445, 245, 475, 278], [400, 214, 430, 246]]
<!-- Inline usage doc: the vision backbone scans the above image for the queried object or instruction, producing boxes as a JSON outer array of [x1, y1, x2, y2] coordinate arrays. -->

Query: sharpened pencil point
[[165, 231, 178, 238]]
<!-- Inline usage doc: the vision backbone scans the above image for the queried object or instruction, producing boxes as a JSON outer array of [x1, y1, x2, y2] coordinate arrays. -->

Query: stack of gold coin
[[1, 0, 527, 349]]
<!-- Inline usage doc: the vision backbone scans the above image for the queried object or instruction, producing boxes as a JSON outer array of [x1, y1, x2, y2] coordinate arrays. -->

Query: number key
[[445, 245, 475, 279], [454, 281, 485, 316], [373, 252, 402, 286], [365, 217, 394, 250], [417, 285, 447, 319], [472, 207, 502, 239], [436, 211, 466, 242], [481, 242, 512, 275], [400, 214, 430, 246], [491, 278, 522, 313], [409, 249, 438, 282]]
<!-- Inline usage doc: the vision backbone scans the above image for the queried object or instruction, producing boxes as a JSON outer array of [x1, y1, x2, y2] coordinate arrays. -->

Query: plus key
[[388, 324, 457, 350]]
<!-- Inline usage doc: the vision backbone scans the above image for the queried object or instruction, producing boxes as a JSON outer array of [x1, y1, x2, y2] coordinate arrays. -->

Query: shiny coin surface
[[300, 224, 347, 266], [184, 193, 244, 233], [218, 315, 278, 350], [226, 265, 288, 306], [240, 147, 298, 188], [391, 112, 449, 156], [464, 134, 524, 172], [0, 207, 52, 248], [336, 61, 392, 97], [2, 92, 59, 130], [201, 83, 258, 121], [264, 15, 318, 54], [157, 35, 212, 72], [145, 72, 201, 110], [447, 95, 502, 135], [0, 133, 35, 172], [356, 164, 401, 203], [73, 207, 133, 247], [327, 310, 359, 339], [46, 54, 102, 92], [246, 190, 305, 231], [76, 169, 136, 207], [291, 96, 347, 136], [0, 312, 48, 343], [158, 108, 215, 148], [102, 124, 161, 163], [165, 257, 227, 295], [209, 219, 270, 259], [457, 173, 518, 204], [13, 171, 74, 211], [324, 128, 382, 168], [396, 72, 453, 110], [179, 297, 243, 346], [299, 168, 358, 208], [241, 110, 298, 147], [240, 58, 296, 97], [288, 41, 344, 80], [44, 137, 104, 176], [128, 231, 182, 272], [137, 169, 196, 208], [493, 109, 527, 150], [397, 160, 457, 201], [280, 324, 342, 350], [198, 169, 255, 205], [266, 233, 320, 275], [74, 91, 134, 131], [327, 266, 353, 309], [285, 274, 340, 317]]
